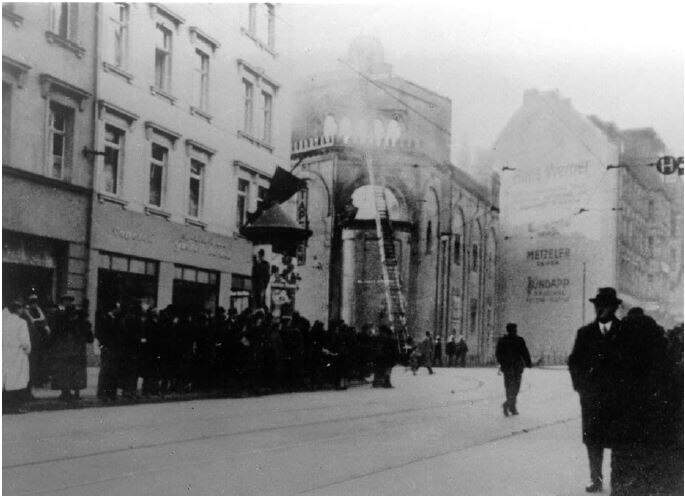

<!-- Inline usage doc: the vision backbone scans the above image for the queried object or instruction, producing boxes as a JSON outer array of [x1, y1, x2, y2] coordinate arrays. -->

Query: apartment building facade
[[86, 3, 291, 320], [3, 3, 96, 306]]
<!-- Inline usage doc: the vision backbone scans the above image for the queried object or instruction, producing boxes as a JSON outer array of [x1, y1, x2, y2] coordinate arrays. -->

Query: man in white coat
[[3, 300, 31, 413]]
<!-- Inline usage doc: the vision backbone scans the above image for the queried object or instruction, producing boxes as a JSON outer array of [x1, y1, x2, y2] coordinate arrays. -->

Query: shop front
[[89, 201, 252, 322], [2, 169, 90, 306]]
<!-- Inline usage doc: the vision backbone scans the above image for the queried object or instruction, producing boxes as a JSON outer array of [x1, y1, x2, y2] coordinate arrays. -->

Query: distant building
[[85, 3, 291, 319], [493, 89, 683, 363], [3, 3, 96, 305], [288, 38, 500, 362]]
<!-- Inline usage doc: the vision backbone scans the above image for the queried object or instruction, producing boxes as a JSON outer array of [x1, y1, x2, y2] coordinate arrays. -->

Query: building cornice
[[3, 165, 91, 196]]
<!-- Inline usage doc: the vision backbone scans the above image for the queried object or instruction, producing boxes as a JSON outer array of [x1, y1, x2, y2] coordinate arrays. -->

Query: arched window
[[386, 119, 402, 143], [323, 115, 337, 137], [339, 117, 351, 138]]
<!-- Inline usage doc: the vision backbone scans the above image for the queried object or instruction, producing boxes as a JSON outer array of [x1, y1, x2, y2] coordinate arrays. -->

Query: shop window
[[106, 3, 129, 68], [149, 143, 168, 207], [231, 273, 252, 312], [48, 101, 74, 180], [129, 259, 146, 274], [173, 264, 219, 313], [103, 124, 124, 195], [195, 49, 209, 111], [188, 158, 204, 218], [154, 24, 172, 91], [50, 3, 78, 41], [97, 252, 158, 313], [100, 252, 157, 276]]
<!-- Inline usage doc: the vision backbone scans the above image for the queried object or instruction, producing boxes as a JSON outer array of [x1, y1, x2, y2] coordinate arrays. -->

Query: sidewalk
[[15, 367, 373, 413]]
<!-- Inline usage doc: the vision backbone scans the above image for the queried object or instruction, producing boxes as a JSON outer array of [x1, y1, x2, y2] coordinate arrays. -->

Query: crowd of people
[[3, 293, 93, 412], [95, 303, 403, 401], [2, 294, 405, 412]]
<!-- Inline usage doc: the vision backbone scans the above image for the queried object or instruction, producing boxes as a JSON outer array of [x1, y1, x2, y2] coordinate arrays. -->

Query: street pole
[[581, 261, 586, 324]]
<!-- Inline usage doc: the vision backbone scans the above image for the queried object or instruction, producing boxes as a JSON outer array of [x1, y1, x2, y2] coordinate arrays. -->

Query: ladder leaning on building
[[364, 153, 407, 350]]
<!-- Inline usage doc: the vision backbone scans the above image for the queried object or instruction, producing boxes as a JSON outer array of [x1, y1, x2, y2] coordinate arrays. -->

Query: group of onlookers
[[94, 303, 401, 402], [3, 294, 93, 412], [3, 296, 404, 412]]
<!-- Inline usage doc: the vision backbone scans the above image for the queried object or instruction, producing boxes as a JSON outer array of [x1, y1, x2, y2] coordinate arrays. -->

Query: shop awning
[[239, 203, 312, 255]]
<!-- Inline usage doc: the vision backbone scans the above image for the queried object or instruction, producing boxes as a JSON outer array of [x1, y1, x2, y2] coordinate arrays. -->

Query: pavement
[[3, 366, 613, 496]]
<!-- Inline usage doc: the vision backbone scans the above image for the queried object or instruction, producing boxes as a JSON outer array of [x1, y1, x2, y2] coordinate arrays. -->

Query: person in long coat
[[96, 302, 122, 402], [418, 332, 434, 375], [610, 309, 682, 495], [3, 301, 31, 413], [24, 294, 50, 388], [495, 323, 532, 416], [49, 295, 92, 401], [568, 287, 623, 493]]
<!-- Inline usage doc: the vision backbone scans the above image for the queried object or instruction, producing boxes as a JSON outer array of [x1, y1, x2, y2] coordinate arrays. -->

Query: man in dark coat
[[49, 295, 92, 401], [568, 287, 622, 493], [372, 326, 399, 388], [610, 309, 682, 495], [96, 302, 122, 402], [495, 323, 532, 417]]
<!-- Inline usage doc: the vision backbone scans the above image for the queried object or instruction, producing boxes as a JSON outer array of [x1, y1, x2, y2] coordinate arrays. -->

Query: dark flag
[[269, 166, 307, 204]]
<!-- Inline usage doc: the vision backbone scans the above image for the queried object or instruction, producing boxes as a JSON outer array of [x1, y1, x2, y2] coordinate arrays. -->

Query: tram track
[[4, 370, 577, 496], [5, 372, 550, 472]]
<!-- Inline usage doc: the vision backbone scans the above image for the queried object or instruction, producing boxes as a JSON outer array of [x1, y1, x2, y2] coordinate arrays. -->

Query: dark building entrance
[[96, 252, 158, 315], [2, 230, 66, 306], [2, 263, 54, 307], [172, 265, 219, 314]]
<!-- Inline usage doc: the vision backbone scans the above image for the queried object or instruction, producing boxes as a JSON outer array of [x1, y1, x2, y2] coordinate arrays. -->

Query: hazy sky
[[279, 1, 684, 162]]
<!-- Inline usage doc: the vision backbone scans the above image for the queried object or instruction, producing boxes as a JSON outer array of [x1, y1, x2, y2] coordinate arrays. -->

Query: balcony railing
[[291, 135, 424, 155]]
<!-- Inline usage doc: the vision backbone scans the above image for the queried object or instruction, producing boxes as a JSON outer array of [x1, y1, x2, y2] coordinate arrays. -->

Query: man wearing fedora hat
[[568, 287, 622, 493]]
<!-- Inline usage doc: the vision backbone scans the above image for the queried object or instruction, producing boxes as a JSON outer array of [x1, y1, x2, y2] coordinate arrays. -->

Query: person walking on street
[[568, 287, 622, 493], [496, 323, 532, 417], [419, 332, 435, 375], [3, 301, 31, 413]]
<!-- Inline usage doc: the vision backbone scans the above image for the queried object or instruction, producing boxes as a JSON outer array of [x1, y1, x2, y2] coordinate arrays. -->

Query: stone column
[[340, 229, 356, 325]]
